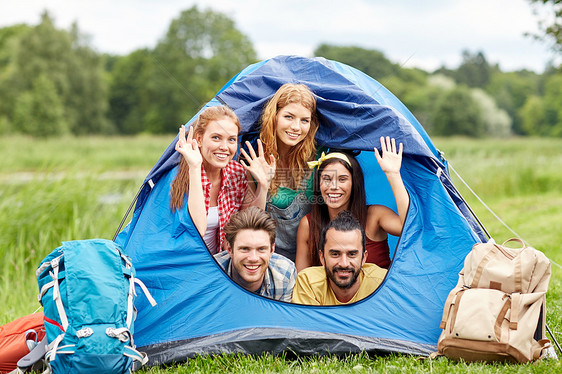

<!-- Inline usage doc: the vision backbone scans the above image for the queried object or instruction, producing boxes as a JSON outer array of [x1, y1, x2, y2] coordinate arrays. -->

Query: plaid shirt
[[214, 251, 297, 302], [201, 160, 247, 250]]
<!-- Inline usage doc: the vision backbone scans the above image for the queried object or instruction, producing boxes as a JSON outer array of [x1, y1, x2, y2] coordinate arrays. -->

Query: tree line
[[0, 6, 561, 138]]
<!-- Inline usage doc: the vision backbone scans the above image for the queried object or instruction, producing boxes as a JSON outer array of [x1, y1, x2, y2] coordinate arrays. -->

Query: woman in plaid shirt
[[170, 106, 273, 254]]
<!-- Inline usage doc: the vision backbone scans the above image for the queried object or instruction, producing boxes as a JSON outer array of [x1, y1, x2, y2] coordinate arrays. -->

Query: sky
[[1, 0, 559, 73]]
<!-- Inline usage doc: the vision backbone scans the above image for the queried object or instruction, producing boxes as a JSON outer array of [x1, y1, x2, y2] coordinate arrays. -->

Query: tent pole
[[449, 182, 491, 239], [112, 183, 144, 242]]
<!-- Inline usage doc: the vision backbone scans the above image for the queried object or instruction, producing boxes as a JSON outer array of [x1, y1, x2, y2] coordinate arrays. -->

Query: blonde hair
[[170, 105, 240, 212], [259, 83, 318, 195]]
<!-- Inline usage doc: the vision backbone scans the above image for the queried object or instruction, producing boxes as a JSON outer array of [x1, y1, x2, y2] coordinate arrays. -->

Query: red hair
[[259, 83, 318, 195], [170, 106, 240, 212]]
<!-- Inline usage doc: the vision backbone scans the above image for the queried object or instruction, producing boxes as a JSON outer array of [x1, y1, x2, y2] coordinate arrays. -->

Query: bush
[[12, 74, 69, 136], [432, 86, 485, 137]]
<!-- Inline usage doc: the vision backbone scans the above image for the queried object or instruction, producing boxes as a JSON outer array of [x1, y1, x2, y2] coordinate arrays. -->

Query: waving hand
[[240, 139, 276, 187], [175, 125, 202, 168], [374, 136, 403, 174]]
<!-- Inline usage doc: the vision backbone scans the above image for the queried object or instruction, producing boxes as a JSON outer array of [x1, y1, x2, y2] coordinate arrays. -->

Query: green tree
[[432, 65, 456, 80], [108, 49, 154, 134], [0, 24, 30, 123], [13, 74, 68, 136], [486, 71, 540, 134], [314, 44, 398, 79], [0, 24, 30, 71], [471, 89, 512, 137], [528, 0, 562, 52], [67, 23, 111, 134], [143, 6, 257, 133], [400, 75, 453, 133], [455, 50, 491, 88], [432, 86, 485, 137], [8, 12, 110, 135], [383, 68, 428, 102], [520, 95, 546, 135], [542, 72, 562, 135]]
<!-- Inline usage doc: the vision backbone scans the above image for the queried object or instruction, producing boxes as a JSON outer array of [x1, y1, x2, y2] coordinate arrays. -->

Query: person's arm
[[175, 125, 206, 237], [295, 217, 312, 272], [291, 271, 321, 305], [240, 139, 276, 209], [373, 136, 409, 237]]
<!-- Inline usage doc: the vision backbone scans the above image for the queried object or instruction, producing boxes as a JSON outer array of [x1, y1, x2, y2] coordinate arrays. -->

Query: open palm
[[374, 136, 403, 174], [240, 139, 276, 187], [175, 125, 202, 168]]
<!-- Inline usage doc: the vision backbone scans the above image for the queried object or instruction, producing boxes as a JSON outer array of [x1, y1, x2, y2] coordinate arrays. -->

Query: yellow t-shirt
[[292, 263, 387, 305]]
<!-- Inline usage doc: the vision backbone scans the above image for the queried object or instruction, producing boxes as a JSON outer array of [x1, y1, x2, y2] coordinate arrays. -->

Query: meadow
[[1, 135, 560, 373]]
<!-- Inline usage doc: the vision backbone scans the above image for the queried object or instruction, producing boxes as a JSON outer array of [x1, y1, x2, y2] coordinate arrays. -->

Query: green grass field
[[1, 135, 560, 373]]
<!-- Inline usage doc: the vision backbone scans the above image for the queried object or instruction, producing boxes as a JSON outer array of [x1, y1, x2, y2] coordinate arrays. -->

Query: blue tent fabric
[[115, 56, 485, 365]]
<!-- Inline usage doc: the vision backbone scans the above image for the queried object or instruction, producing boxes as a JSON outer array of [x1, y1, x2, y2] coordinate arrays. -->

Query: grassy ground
[[0, 135, 172, 321], [1, 135, 560, 372]]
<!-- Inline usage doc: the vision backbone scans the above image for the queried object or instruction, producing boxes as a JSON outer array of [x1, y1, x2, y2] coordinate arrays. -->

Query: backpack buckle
[[106, 327, 131, 343], [76, 327, 94, 338]]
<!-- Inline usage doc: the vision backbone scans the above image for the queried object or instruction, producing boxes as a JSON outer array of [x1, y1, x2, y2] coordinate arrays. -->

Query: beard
[[326, 265, 361, 289]]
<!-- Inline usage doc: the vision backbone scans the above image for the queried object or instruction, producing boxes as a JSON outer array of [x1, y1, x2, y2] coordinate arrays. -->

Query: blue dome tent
[[115, 55, 487, 365]]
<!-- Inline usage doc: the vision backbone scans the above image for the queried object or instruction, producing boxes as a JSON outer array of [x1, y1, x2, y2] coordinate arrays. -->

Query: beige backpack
[[436, 238, 552, 363]]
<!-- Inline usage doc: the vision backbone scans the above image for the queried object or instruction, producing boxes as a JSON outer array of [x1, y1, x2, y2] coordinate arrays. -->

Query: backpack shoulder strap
[[48, 256, 68, 332], [470, 245, 497, 288]]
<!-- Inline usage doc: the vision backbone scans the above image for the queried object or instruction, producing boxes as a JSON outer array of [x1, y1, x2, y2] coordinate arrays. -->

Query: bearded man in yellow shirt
[[292, 211, 387, 305]]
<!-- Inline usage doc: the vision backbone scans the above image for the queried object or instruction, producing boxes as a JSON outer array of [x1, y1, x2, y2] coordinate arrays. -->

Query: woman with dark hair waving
[[295, 136, 409, 272], [243, 83, 320, 261]]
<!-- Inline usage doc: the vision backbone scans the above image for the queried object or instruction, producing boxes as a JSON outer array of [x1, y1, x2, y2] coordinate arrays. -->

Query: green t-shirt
[[269, 172, 314, 209], [267, 147, 326, 210]]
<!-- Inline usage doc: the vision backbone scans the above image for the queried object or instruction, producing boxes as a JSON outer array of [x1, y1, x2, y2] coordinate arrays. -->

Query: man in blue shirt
[[214, 207, 296, 301]]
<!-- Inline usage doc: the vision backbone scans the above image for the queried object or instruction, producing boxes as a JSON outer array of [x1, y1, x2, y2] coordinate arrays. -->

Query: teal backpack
[[36, 239, 156, 373]]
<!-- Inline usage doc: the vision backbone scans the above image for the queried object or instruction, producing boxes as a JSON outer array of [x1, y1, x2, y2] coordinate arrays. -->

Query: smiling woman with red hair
[[243, 83, 320, 262], [171, 105, 272, 254]]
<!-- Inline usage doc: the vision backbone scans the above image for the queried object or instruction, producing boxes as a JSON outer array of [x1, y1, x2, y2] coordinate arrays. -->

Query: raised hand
[[374, 136, 403, 174], [175, 125, 202, 168], [240, 139, 276, 187]]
